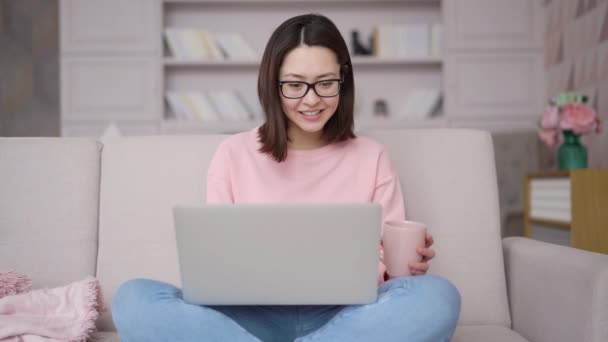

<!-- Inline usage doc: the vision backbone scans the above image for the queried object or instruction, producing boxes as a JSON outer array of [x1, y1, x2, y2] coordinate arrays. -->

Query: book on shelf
[[214, 32, 258, 60], [401, 23, 429, 59], [197, 30, 224, 60], [206, 90, 252, 121], [430, 23, 443, 58], [372, 23, 442, 59], [166, 28, 224, 60], [395, 88, 442, 120], [166, 92, 193, 120], [165, 29, 185, 59], [183, 91, 220, 122], [236, 91, 264, 121], [183, 30, 208, 59], [164, 28, 255, 61], [166, 90, 255, 122]]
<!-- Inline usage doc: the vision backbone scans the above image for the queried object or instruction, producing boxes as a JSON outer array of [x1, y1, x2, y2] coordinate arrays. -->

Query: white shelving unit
[[163, 57, 442, 67], [59, 0, 544, 137], [160, 0, 444, 134], [162, 0, 441, 4]]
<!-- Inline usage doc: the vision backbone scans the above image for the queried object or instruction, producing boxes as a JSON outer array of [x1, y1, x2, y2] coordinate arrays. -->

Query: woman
[[112, 14, 461, 342]]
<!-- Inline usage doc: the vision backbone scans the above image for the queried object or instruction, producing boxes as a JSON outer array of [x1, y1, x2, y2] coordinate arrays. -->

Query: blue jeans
[[112, 275, 461, 342]]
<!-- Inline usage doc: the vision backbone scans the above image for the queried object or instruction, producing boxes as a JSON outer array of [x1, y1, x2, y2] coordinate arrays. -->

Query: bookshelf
[[59, 0, 544, 137], [163, 56, 443, 67], [524, 169, 608, 254], [160, 0, 444, 134]]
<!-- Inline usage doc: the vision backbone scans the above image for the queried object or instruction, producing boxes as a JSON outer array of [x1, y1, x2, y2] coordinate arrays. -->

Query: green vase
[[557, 130, 588, 170]]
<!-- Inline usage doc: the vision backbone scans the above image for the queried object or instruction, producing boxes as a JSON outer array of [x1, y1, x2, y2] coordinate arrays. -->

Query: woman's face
[[279, 45, 341, 146]]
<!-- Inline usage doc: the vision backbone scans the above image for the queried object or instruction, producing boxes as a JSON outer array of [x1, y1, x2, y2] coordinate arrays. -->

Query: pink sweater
[[206, 128, 406, 284]]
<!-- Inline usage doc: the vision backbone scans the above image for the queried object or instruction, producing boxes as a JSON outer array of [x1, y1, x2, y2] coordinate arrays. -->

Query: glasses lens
[[281, 82, 308, 98], [314, 80, 340, 97]]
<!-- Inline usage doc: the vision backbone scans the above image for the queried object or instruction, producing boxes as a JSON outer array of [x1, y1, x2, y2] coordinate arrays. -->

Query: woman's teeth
[[301, 110, 321, 116]]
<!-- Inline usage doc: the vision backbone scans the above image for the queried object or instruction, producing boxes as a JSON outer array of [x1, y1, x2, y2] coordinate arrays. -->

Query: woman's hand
[[408, 232, 435, 276]]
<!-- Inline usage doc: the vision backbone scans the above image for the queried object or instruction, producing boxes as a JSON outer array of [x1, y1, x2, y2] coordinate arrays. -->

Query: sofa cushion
[[96, 135, 227, 330], [0, 138, 101, 289], [365, 129, 511, 327], [453, 325, 529, 342]]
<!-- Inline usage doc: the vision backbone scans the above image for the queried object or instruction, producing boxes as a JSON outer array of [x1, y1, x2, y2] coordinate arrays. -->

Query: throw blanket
[[0, 272, 104, 342], [0, 271, 31, 298]]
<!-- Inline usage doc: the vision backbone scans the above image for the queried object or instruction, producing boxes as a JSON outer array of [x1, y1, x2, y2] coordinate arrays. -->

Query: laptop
[[172, 203, 381, 305]]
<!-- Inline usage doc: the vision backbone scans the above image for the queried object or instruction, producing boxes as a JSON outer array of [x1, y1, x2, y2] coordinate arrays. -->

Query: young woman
[[112, 14, 461, 342]]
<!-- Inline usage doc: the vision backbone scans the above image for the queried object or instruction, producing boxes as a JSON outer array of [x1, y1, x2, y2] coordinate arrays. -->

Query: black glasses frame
[[278, 79, 343, 99]]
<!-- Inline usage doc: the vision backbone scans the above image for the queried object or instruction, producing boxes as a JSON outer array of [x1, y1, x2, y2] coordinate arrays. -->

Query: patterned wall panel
[[544, 0, 608, 167]]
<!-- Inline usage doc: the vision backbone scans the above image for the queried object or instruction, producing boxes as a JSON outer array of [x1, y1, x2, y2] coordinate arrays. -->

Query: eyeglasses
[[278, 79, 342, 99]]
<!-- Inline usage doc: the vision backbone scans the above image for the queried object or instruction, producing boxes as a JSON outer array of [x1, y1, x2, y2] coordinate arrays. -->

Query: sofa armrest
[[502, 237, 608, 342]]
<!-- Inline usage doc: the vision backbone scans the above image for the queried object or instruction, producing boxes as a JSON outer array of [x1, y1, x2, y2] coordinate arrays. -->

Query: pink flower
[[559, 103, 598, 134], [541, 105, 560, 129], [539, 129, 559, 148]]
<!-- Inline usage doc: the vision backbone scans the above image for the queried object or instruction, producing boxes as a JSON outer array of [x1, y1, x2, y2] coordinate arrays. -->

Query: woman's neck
[[288, 127, 327, 150]]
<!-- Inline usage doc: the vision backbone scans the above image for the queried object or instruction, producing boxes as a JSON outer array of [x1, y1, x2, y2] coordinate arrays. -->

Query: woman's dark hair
[[257, 14, 356, 162]]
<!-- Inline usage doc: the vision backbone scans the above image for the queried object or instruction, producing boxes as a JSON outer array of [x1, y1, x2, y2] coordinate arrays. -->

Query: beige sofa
[[1, 129, 607, 342]]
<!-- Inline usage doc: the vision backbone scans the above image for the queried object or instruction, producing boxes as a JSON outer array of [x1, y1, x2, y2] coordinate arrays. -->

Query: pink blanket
[[0, 271, 31, 298], [0, 272, 104, 342]]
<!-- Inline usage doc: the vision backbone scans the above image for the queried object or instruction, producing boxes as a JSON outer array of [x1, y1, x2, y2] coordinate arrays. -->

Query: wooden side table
[[524, 169, 608, 254]]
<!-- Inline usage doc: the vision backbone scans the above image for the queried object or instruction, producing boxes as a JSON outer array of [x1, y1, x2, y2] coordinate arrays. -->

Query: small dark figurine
[[351, 30, 373, 56], [374, 99, 388, 117]]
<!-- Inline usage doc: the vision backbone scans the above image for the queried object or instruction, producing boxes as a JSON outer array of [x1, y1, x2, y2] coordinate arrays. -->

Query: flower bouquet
[[539, 92, 603, 169]]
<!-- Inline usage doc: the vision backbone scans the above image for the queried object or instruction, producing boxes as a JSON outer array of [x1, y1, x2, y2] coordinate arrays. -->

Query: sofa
[[1, 129, 607, 342]]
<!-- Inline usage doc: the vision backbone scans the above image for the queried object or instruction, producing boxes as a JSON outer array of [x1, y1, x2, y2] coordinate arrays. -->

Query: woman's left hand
[[408, 232, 435, 276]]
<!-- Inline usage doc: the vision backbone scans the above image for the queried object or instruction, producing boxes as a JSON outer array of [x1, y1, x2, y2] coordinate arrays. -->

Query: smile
[[299, 110, 322, 116]]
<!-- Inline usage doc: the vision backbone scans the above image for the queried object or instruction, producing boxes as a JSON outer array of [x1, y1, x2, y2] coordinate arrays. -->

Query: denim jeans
[[112, 275, 461, 342]]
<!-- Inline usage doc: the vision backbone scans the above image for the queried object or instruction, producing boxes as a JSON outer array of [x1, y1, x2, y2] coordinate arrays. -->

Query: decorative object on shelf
[[99, 122, 122, 143], [351, 30, 373, 56], [396, 88, 442, 120], [373, 99, 389, 118], [538, 92, 603, 170]]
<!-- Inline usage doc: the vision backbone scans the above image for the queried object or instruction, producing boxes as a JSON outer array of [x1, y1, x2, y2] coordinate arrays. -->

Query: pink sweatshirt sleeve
[[372, 149, 406, 285], [206, 141, 234, 204]]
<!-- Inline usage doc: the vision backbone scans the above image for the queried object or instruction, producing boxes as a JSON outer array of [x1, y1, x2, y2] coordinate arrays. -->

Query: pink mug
[[382, 220, 427, 277]]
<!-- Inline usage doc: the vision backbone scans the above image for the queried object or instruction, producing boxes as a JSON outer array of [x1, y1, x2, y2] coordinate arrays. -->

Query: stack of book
[[529, 178, 572, 223], [373, 23, 443, 59], [166, 90, 263, 122], [395, 88, 442, 119], [164, 28, 257, 60]]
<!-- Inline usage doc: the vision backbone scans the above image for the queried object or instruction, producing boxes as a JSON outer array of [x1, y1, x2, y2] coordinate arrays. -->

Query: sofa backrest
[[95, 129, 511, 331], [366, 129, 511, 328], [0, 138, 101, 289], [95, 135, 226, 330]]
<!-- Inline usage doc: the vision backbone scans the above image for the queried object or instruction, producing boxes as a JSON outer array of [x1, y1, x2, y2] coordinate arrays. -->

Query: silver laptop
[[173, 203, 381, 305]]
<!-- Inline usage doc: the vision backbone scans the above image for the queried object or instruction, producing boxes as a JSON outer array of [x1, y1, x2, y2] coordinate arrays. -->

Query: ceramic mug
[[382, 220, 427, 277]]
